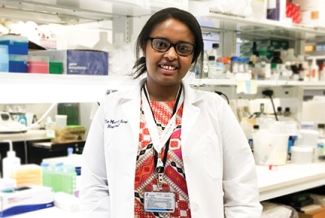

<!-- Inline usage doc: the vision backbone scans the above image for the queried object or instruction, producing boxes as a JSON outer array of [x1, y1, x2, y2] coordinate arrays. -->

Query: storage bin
[[8, 55, 27, 73], [0, 35, 28, 55], [49, 62, 63, 74], [27, 56, 49, 74], [0, 45, 9, 72]]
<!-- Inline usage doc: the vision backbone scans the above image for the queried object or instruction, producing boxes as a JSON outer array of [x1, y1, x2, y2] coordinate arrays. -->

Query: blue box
[[0, 45, 9, 72], [30, 50, 109, 75], [8, 55, 27, 73], [0, 36, 28, 55]]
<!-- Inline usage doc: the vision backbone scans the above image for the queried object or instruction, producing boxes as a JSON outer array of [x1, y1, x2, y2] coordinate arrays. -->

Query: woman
[[80, 7, 262, 218]]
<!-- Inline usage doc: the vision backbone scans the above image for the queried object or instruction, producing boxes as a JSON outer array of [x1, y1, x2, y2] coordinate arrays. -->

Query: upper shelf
[[188, 1, 325, 41], [0, 73, 138, 104], [0, 0, 153, 24]]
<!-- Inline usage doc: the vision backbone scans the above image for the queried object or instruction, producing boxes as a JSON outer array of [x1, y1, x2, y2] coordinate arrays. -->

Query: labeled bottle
[[254, 50, 270, 80], [271, 63, 280, 80], [298, 63, 304, 81], [302, 61, 310, 81], [310, 58, 319, 81], [208, 56, 217, 79]]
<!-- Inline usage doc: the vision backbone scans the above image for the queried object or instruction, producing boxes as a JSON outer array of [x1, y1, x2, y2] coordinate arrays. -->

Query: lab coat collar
[[118, 77, 203, 152]]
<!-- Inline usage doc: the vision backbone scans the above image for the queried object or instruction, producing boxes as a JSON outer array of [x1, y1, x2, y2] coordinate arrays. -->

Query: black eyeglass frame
[[147, 37, 196, 56]]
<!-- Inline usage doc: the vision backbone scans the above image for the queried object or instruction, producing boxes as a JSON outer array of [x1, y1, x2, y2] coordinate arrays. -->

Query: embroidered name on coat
[[105, 119, 128, 128]]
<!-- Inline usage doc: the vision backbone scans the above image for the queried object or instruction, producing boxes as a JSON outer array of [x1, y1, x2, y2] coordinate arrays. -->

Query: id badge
[[144, 192, 175, 213]]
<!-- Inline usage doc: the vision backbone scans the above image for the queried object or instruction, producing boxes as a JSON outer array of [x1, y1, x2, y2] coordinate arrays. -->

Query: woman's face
[[143, 18, 195, 87]]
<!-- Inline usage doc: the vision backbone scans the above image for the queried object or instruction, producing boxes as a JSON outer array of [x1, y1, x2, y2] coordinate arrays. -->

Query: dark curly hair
[[133, 7, 203, 79]]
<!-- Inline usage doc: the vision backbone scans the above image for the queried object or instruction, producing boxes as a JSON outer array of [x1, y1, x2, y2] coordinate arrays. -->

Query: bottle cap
[[253, 125, 259, 129], [271, 63, 277, 69], [212, 43, 219, 49], [285, 107, 290, 112], [277, 106, 282, 112], [208, 56, 215, 61], [318, 123, 325, 128]]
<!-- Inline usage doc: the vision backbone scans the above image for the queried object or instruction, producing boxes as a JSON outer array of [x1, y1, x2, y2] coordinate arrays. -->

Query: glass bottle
[[277, 106, 283, 116], [271, 51, 283, 64], [283, 107, 291, 117]]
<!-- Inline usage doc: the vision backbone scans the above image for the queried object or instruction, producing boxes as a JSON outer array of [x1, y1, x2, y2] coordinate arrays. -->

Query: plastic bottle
[[271, 63, 280, 80], [254, 50, 270, 80], [320, 62, 325, 81], [282, 48, 298, 65], [302, 61, 310, 81], [310, 58, 319, 81], [209, 43, 219, 60], [2, 140, 21, 179], [202, 51, 209, 78], [208, 56, 217, 79], [231, 56, 239, 74]]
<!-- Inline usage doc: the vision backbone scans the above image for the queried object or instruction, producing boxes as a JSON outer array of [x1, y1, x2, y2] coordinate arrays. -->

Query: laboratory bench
[[5, 162, 325, 217]]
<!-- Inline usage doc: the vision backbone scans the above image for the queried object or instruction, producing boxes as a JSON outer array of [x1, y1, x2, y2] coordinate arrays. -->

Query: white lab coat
[[80, 79, 262, 218]]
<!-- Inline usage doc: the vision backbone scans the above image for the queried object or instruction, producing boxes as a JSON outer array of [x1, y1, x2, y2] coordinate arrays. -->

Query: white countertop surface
[[257, 162, 325, 201], [7, 163, 325, 217]]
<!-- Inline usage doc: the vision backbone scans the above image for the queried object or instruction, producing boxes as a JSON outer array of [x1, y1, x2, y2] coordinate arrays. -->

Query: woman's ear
[[141, 46, 146, 57]]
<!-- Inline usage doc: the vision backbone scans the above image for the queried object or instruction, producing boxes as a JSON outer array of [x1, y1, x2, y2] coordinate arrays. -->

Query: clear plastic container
[[254, 50, 269, 80]]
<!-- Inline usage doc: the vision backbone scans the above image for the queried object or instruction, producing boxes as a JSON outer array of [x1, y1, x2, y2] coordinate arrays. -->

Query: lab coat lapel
[[120, 80, 143, 148], [181, 82, 203, 152]]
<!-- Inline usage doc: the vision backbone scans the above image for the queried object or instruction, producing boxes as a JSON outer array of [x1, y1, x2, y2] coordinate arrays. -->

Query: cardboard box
[[298, 207, 325, 218], [301, 10, 325, 27], [0, 185, 54, 217], [30, 49, 108, 75]]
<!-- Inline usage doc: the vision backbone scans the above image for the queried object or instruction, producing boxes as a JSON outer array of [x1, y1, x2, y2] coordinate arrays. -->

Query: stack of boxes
[[240, 40, 289, 60], [256, 39, 289, 59], [286, 1, 301, 24], [0, 35, 28, 73]]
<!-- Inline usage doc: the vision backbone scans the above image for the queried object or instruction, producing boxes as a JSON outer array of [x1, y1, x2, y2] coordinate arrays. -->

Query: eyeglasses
[[148, 37, 195, 56]]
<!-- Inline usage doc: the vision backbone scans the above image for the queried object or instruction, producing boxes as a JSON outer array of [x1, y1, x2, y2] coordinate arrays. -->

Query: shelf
[[0, 73, 136, 104], [189, 1, 325, 41], [191, 78, 325, 89], [0, 130, 49, 142], [0, 0, 153, 24], [258, 163, 325, 201]]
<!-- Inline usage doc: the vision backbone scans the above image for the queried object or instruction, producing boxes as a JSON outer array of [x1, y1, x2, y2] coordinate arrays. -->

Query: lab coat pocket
[[200, 134, 221, 179]]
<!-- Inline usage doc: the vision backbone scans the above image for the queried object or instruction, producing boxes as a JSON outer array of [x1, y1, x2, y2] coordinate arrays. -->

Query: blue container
[[0, 45, 9, 72], [9, 61, 27, 73], [0, 36, 28, 55]]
